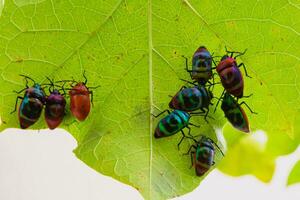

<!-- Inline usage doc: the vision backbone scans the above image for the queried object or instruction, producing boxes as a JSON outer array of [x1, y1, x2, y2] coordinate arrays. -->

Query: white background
[[0, 129, 300, 200]]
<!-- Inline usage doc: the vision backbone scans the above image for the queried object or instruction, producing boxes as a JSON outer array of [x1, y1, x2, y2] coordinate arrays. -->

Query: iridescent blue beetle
[[153, 109, 199, 149], [169, 83, 213, 121], [11, 75, 46, 129], [183, 46, 215, 85]]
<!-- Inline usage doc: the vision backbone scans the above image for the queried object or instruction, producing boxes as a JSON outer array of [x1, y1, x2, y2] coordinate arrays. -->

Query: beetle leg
[[208, 80, 220, 86], [183, 144, 197, 155], [225, 47, 247, 58], [188, 123, 200, 128], [180, 79, 197, 87], [169, 85, 187, 98], [151, 109, 170, 118], [89, 90, 94, 106], [190, 111, 207, 121], [180, 85, 188, 91], [207, 80, 213, 91], [182, 55, 192, 72], [65, 119, 77, 126], [212, 57, 217, 67], [88, 85, 101, 90], [61, 82, 67, 96], [25, 78, 29, 88], [19, 74, 35, 87], [185, 127, 200, 140], [208, 138, 225, 157], [213, 89, 225, 113], [212, 74, 215, 89], [187, 126, 193, 137], [190, 151, 195, 168], [182, 55, 194, 80], [177, 85, 188, 93], [89, 89, 99, 106], [242, 94, 253, 99], [203, 108, 210, 123], [237, 62, 252, 78], [237, 94, 253, 102], [177, 130, 187, 150], [239, 101, 258, 114], [208, 80, 221, 91], [233, 49, 247, 59], [83, 70, 88, 85], [13, 88, 27, 94], [190, 110, 205, 115], [11, 96, 23, 114]]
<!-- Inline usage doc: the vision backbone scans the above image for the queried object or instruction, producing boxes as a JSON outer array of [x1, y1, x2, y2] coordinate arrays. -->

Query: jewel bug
[[215, 48, 251, 98], [217, 91, 256, 133], [11, 75, 46, 129], [185, 136, 224, 176], [153, 109, 199, 149], [168, 84, 213, 120], [183, 46, 215, 85], [44, 77, 66, 130], [60, 71, 100, 121]]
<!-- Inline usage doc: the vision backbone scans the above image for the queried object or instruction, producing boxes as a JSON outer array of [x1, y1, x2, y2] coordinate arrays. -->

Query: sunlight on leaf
[[0, 0, 4, 16], [218, 125, 275, 182]]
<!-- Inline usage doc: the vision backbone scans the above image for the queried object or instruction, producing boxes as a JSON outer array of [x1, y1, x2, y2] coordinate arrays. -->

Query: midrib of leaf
[[148, 0, 153, 199]]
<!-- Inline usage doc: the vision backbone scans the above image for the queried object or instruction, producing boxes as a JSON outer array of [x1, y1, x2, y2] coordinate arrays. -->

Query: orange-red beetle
[[68, 71, 99, 121], [69, 82, 91, 121]]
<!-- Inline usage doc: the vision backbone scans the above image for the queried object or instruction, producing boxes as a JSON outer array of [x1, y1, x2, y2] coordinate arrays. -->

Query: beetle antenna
[[234, 49, 248, 59], [207, 137, 225, 157], [19, 74, 35, 86], [83, 70, 88, 85], [88, 85, 101, 90]]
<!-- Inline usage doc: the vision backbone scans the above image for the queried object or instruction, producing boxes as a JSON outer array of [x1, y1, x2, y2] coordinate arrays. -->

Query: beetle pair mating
[[12, 72, 99, 129]]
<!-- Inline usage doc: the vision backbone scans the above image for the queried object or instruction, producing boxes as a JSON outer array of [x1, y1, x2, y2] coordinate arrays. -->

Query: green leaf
[[0, 0, 300, 199], [0, 0, 3, 16], [288, 160, 300, 186], [218, 124, 275, 182]]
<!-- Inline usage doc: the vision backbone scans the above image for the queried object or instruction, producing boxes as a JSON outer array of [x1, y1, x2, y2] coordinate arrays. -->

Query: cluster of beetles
[[12, 72, 99, 130], [153, 46, 256, 176], [11, 45, 256, 177]]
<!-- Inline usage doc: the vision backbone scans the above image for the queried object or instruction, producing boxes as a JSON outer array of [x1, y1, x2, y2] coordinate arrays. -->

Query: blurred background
[[0, 129, 299, 200]]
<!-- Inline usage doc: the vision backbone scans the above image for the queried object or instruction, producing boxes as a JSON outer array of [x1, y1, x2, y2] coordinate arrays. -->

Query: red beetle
[[216, 49, 251, 98], [69, 82, 91, 121], [68, 72, 99, 121], [43, 77, 67, 129], [45, 89, 66, 129]]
